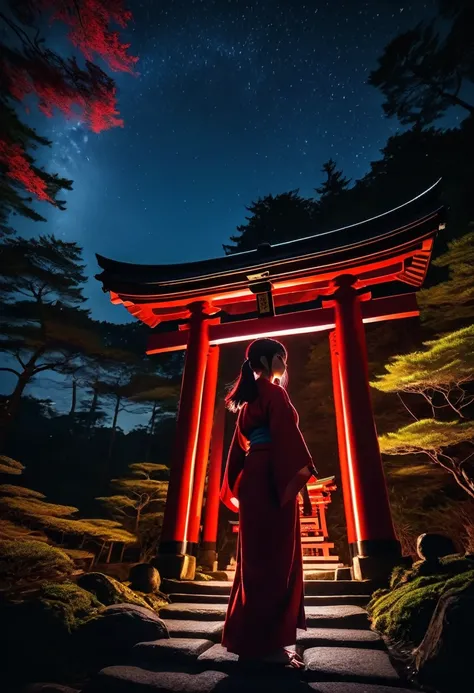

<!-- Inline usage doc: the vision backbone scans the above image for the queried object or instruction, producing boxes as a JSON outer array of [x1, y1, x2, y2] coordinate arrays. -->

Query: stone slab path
[[84, 579, 423, 693]]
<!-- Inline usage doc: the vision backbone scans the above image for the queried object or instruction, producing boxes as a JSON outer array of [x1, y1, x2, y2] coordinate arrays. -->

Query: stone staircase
[[86, 579, 423, 693]]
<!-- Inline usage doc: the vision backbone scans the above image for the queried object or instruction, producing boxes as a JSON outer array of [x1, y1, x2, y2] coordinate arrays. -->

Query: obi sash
[[248, 426, 271, 447]]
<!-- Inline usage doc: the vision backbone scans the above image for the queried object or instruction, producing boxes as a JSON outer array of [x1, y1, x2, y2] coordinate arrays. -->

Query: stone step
[[86, 666, 418, 693], [161, 579, 231, 595], [133, 637, 214, 665], [161, 619, 224, 642], [305, 580, 374, 596], [160, 620, 381, 649], [197, 644, 399, 683], [159, 602, 369, 629], [168, 592, 370, 607], [161, 578, 374, 597], [170, 592, 228, 604], [297, 627, 384, 650], [305, 605, 369, 630], [159, 602, 228, 621], [129, 638, 394, 683], [305, 595, 370, 608], [304, 646, 400, 686]]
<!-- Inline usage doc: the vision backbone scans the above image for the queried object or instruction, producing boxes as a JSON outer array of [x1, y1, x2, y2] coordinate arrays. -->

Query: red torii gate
[[96, 181, 444, 582]]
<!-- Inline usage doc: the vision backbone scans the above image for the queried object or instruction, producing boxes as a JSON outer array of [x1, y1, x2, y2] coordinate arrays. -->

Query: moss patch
[[368, 559, 474, 646], [0, 539, 74, 593], [77, 572, 156, 611], [39, 581, 103, 632], [194, 569, 229, 581]]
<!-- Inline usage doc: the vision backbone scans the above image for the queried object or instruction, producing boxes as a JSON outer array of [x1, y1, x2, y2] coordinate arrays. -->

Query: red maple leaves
[[45, 0, 138, 73], [0, 141, 53, 203], [1, 0, 137, 205], [5, 58, 124, 133]]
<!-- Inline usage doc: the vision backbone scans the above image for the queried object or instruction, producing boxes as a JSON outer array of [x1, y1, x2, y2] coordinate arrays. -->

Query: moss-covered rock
[[137, 591, 170, 610], [368, 556, 474, 646], [0, 540, 75, 594], [389, 552, 470, 589], [77, 572, 157, 611], [38, 581, 103, 632], [73, 603, 169, 670], [415, 577, 474, 691], [128, 563, 160, 593], [0, 582, 102, 687], [193, 569, 230, 581]]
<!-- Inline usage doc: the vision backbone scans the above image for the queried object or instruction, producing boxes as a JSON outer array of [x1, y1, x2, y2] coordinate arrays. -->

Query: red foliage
[[43, 0, 138, 73], [5, 58, 123, 133], [0, 0, 136, 208], [0, 140, 53, 202]]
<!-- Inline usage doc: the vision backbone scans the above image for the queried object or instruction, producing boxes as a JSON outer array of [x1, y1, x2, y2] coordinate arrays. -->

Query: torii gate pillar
[[199, 401, 226, 570], [329, 275, 402, 579], [155, 302, 214, 580]]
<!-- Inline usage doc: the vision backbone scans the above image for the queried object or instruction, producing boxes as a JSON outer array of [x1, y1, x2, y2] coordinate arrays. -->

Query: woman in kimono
[[220, 338, 317, 668]]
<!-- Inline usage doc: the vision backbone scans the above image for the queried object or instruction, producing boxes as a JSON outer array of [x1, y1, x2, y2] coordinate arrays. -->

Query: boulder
[[77, 572, 152, 610], [415, 576, 474, 691], [128, 563, 161, 593], [389, 551, 470, 589], [416, 532, 456, 563], [1, 582, 102, 685], [368, 567, 474, 646], [74, 603, 169, 669]]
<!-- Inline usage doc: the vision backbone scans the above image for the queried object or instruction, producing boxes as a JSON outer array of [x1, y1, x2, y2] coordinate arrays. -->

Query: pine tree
[[368, 16, 474, 126], [418, 231, 474, 329], [378, 420, 474, 499], [372, 324, 474, 498], [223, 190, 315, 254], [313, 159, 352, 230], [0, 105, 73, 235], [0, 235, 106, 448], [0, 470, 135, 560], [97, 462, 169, 561], [315, 159, 351, 201], [371, 326, 474, 417]]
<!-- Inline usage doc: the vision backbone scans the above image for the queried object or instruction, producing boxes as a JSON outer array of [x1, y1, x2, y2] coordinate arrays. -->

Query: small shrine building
[[96, 181, 444, 582]]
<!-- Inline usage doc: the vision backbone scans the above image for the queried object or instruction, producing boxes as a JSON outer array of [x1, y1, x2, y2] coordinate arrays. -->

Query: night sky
[[14, 0, 448, 324]]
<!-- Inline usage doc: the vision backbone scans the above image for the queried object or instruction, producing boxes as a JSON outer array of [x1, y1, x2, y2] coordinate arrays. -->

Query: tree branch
[[397, 393, 419, 421], [0, 367, 21, 377]]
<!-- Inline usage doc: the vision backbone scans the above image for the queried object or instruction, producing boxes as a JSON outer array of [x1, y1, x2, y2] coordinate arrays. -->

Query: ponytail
[[226, 338, 287, 413], [225, 359, 258, 413]]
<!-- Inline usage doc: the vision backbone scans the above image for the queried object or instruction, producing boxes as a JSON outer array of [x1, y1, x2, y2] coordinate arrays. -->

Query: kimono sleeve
[[219, 411, 248, 513], [268, 385, 315, 507]]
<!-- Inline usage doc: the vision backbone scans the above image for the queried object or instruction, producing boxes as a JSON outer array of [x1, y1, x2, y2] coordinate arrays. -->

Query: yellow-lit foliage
[[0, 484, 46, 499], [419, 231, 474, 329], [0, 455, 24, 475], [379, 419, 474, 455], [371, 325, 474, 394], [0, 519, 48, 542], [0, 540, 75, 592], [0, 495, 78, 517]]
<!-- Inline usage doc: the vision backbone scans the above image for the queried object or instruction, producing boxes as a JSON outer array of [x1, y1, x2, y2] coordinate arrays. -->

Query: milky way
[[14, 0, 456, 322]]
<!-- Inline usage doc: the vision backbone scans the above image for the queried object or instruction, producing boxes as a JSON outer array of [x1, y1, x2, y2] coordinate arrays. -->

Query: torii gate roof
[[96, 180, 444, 329]]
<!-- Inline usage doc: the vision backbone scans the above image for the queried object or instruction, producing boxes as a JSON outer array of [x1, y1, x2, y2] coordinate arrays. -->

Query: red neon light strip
[[146, 293, 419, 354]]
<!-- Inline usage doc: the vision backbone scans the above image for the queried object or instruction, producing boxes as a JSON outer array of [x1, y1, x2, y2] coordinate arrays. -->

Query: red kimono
[[220, 377, 315, 658]]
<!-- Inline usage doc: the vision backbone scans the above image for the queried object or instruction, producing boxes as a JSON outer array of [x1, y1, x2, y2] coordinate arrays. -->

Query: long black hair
[[225, 338, 287, 413]]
